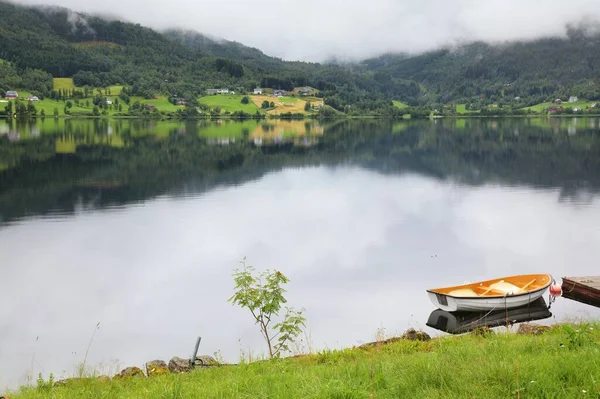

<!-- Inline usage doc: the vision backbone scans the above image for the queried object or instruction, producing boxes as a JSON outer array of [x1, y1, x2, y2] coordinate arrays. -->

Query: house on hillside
[[253, 88, 263, 95], [148, 105, 156, 111], [177, 99, 187, 106], [106, 99, 113, 105], [299, 87, 313, 96], [547, 106, 563, 113], [28, 96, 39, 102], [207, 88, 230, 95], [5, 91, 18, 99], [274, 90, 286, 97], [554, 99, 562, 104], [569, 96, 578, 103]]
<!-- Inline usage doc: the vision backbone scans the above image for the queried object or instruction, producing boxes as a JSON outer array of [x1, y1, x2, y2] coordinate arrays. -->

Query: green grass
[[51, 79, 122, 96], [393, 100, 409, 109], [53, 78, 75, 91], [522, 101, 597, 113], [107, 85, 124, 95], [8, 323, 600, 398], [278, 96, 298, 104], [130, 96, 181, 112], [456, 104, 479, 114], [198, 95, 262, 114], [5, 93, 182, 116]]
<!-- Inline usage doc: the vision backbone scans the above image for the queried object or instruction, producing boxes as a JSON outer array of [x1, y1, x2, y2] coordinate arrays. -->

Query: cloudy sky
[[11, 0, 600, 61]]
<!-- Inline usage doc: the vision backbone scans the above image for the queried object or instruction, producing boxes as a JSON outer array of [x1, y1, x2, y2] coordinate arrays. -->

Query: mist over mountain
[[1, 0, 600, 115], [9, 0, 600, 62]]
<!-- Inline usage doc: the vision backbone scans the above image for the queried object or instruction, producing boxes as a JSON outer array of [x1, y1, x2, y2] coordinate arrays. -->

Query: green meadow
[[52, 78, 76, 90], [198, 95, 262, 114], [522, 101, 598, 113], [7, 322, 600, 399], [393, 100, 408, 109], [455, 104, 479, 114]]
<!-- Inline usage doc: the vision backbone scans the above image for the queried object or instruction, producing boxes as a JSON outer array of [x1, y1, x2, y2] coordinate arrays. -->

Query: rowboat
[[426, 274, 552, 312], [426, 297, 552, 334]]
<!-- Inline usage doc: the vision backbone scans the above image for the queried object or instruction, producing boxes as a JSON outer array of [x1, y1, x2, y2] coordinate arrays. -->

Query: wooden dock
[[562, 276, 600, 308]]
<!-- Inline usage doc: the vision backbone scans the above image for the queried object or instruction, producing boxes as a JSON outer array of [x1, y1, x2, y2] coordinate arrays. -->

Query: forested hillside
[[0, 1, 396, 114], [360, 28, 600, 108], [1, 0, 600, 115]]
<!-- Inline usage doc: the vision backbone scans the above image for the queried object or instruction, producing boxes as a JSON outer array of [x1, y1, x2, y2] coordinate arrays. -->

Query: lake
[[1, 117, 600, 389]]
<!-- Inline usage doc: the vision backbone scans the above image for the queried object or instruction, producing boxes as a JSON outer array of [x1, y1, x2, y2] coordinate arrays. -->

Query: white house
[[28, 96, 40, 102], [106, 99, 113, 105], [253, 88, 263, 95], [569, 96, 578, 103], [206, 88, 230, 95]]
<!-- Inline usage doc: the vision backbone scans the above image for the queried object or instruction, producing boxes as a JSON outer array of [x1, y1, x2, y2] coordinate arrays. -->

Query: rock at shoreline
[[401, 328, 431, 342], [146, 360, 170, 377], [471, 326, 494, 337], [168, 357, 192, 373], [115, 366, 145, 379], [517, 323, 551, 335], [97, 375, 111, 382], [359, 328, 431, 348], [194, 355, 219, 368], [54, 378, 79, 387]]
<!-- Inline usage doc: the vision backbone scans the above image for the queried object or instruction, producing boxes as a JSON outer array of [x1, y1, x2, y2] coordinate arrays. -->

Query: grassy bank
[[8, 322, 600, 398]]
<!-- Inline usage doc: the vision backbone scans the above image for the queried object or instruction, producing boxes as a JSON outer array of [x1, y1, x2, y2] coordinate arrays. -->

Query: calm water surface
[[1, 117, 600, 389]]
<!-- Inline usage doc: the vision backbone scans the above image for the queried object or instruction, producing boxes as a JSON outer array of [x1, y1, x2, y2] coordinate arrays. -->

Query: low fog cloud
[[11, 0, 600, 61]]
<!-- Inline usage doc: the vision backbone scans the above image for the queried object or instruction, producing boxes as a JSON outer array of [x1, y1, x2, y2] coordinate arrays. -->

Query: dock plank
[[562, 276, 600, 308]]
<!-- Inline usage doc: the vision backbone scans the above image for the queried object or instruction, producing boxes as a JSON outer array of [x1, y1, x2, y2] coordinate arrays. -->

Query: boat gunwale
[[426, 274, 552, 299]]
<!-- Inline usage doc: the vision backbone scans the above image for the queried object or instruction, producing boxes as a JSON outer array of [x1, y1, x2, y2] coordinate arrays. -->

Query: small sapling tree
[[229, 257, 306, 359]]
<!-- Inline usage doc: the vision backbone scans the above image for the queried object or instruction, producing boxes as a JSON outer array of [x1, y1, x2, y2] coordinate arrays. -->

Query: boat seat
[[489, 281, 522, 294], [448, 288, 479, 297]]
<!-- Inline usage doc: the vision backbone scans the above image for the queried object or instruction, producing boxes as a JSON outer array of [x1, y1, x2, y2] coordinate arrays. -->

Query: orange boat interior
[[428, 274, 552, 298]]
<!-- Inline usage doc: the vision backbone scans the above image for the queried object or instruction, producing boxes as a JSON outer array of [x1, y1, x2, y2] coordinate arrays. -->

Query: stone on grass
[[146, 360, 170, 377], [471, 326, 494, 337], [401, 328, 431, 341], [168, 357, 192, 373], [96, 375, 111, 382], [194, 355, 219, 368], [359, 328, 431, 349], [54, 378, 78, 387], [116, 366, 145, 379], [517, 323, 551, 335]]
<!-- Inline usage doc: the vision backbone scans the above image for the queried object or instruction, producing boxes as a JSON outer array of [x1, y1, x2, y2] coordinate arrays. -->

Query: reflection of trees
[[1, 118, 600, 223]]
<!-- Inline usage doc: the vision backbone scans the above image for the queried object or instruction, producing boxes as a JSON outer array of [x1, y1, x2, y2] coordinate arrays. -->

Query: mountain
[[360, 28, 600, 107], [0, 1, 395, 115], [1, 0, 600, 114]]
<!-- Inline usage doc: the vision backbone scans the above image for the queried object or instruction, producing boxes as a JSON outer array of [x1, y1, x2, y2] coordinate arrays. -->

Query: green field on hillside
[[456, 104, 479, 114], [522, 101, 597, 113], [4, 92, 184, 116], [52, 78, 75, 90], [198, 95, 262, 113], [279, 96, 298, 104], [393, 100, 408, 109], [7, 322, 600, 399], [51, 78, 123, 96], [130, 96, 181, 112]]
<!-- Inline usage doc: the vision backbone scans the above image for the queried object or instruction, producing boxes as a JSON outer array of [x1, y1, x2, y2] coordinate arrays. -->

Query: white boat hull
[[427, 288, 548, 312]]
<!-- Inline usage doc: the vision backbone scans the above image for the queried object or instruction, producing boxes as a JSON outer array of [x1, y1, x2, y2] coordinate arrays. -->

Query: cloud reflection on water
[[1, 166, 600, 389]]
